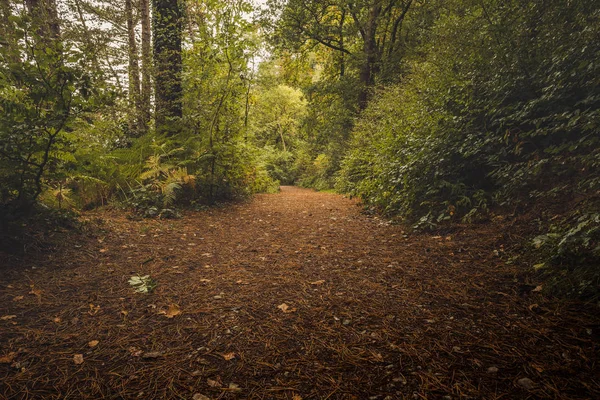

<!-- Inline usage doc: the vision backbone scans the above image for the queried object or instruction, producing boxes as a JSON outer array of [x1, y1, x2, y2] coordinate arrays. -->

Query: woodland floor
[[0, 186, 599, 400]]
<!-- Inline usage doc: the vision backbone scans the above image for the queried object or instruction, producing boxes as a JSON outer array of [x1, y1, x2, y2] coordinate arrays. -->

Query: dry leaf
[[164, 303, 181, 318], [207, 378, 220, 387], [227, 383, 242, 392], [128, 347, 143, 357], [88, 340, 99, 348], [532, 285, 543, 292], [222, 352, 236, 361], [0, 352, 16, 364], [193, 394, 211, 400], [53, 317, 62, 323], [29, 287, 42, 298], [292, 395, 303, 400], [73, 354, 84, 365], [1, 315, 16, 321], [310, 280, 325, 285], [199, 279, 211, 283], [277, 303, 296, 313], [12, 296, 24, 302], [88, 304, 101, 315]]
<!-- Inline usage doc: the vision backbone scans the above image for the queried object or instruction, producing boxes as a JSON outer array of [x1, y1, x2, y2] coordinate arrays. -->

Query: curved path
[[0, 187, 597, 399]]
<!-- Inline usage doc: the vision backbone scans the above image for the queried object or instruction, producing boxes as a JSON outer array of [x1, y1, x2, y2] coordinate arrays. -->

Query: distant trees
[[269, 0, 413, 109]]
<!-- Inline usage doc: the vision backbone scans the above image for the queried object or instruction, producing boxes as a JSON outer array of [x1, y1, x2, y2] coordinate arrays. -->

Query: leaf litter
[[0, 187, 598, 399]]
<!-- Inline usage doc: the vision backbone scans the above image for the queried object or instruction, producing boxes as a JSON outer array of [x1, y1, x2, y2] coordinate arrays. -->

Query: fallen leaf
[[292, 395, 303, 400], [227, 383, 242, 392], [532, 285, 543, 292], [164, 303, 181, 318], [222, 352, 236, 361], [517, 377, 535, 390], [88, 340, 99, 348], [0, 352, 16, 364], [199, 279, 211, 283], [128, 347, 143, 357], [193, 394, 211, 400], [99, 248, 108, 253], [73, 354, 84, 365], [53, 317, 62, 323], [12, 296, 24, 302], [207, 378, 220, 387], [88, 304, 101, 315], [277, 303, 296, 313], [29, 287, 42, 298], [1, 315, 17, 321], [310, 280, 325, 285]]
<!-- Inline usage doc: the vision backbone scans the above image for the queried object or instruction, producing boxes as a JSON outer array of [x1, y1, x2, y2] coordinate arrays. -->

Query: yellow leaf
[[277, 303, 296, 313], [164, 303, 181, 318], [0, 352, 16, 364]]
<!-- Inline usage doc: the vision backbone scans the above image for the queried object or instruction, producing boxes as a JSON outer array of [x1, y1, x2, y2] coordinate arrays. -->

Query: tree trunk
[[358, 4, 381, 110], [140, 0, 152, 134], [153, 0, 183, 136], [126, 0, 142, 137]]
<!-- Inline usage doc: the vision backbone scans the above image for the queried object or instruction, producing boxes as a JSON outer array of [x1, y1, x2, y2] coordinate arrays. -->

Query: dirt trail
[[1, 186, 598, 399]]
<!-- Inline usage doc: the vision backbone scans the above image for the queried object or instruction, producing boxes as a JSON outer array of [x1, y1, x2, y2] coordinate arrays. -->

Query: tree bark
[[153, 0, 183, 136], [126, 0, 142, 137], [358, 4, 381, 109], [140, 0, 152, 134]]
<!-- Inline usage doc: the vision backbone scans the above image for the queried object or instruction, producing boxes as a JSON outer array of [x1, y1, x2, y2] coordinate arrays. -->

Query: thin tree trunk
[[140, 0, 152, 133], [73, 0, 101, 72], [153, 0, 183, 136], [358, 5, 381, 109], [126, 0, 141, 137]]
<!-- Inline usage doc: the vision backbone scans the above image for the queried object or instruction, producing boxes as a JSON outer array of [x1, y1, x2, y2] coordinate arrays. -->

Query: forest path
[[1, 187, 598, 399]]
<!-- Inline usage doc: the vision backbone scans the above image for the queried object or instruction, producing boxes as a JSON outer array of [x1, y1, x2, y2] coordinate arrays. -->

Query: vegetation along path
[[1, 187, 598, 399]]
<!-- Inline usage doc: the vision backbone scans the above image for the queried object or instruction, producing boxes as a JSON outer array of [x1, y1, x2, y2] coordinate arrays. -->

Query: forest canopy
[[0, 0, 598, 297]]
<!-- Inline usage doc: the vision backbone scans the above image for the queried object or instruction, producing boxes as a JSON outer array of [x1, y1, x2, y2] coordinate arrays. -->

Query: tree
[[153, 0, 183, 136], [126, 0, 142, 136], [268, 0, 413, 109], [140, 0, 152, 133]]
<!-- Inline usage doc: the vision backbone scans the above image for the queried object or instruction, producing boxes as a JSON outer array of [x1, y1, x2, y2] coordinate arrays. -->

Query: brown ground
[[0, 186, 598, 400]]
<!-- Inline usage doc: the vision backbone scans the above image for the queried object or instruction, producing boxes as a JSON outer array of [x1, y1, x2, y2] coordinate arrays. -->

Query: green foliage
[[0, 9, 103, 214], [337, 0, 600, 297], [128, 275, 157, 293]]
